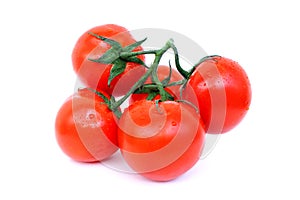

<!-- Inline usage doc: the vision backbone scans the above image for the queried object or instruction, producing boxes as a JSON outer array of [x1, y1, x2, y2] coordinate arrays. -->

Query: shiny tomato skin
[[72, 24, 145, 96], [55, 89, 118, 162], [186, 56, 252, 133], [118, 100, 205, 181]]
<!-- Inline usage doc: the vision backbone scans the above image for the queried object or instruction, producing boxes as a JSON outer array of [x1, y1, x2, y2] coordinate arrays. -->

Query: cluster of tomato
[[55, 24, 252, 182]]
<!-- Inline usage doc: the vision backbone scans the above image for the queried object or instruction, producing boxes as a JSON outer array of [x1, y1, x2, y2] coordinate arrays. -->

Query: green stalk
[[110, 39, 174, 112], [120, 50, 157, 58], [169, 43, 190, 79]]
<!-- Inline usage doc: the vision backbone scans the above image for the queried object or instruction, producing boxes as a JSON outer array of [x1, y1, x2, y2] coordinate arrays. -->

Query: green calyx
[[86, 88, 122, 118], [88, 32, 147, 86]]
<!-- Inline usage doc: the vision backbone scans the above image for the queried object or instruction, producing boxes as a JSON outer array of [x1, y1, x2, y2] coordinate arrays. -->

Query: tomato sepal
[[87, 33, 148, 87]]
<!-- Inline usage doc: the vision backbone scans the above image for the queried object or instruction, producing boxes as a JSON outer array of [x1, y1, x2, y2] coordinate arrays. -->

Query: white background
[[1, 0, 299, 199]]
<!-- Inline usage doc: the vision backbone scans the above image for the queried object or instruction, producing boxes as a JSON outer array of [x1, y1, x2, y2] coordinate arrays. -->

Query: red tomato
[[118, 100, 205, 181], [185, 56, 252, 133], [55, 89, 118, 162], [72, 24, 145, 96]]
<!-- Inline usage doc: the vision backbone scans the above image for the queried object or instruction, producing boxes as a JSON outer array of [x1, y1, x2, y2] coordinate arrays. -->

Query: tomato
[[185, 56, 252, 133], [55, 88, 118, 162], [118, 100, 205, 181], [72, 24, 145, 96]]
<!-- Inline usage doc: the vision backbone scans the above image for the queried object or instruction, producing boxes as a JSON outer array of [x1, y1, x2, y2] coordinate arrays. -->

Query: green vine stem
[[109, 39, 175, 114], [88, 32, 202, 118], [120, 49, 157, 58], [169, 43, 190, 79]]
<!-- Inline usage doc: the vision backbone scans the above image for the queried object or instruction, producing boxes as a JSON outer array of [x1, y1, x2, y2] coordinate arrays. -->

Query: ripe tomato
[[72, 24, 145, 96], [55, 88, 118, 162], [118, 100, 205, 181], [185, 56, 252, 133]]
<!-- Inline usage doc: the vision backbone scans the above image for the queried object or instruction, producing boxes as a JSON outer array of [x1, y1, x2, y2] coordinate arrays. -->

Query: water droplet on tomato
[[88, 113, 95, 119], [171, 121, 177, 126]]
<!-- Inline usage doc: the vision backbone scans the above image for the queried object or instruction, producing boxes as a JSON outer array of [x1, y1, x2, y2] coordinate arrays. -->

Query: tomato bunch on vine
[[55, 24, 252, 182]]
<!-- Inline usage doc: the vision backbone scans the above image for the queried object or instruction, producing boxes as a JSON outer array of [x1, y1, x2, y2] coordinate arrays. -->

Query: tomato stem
[[120, 50, 157, 58], [176, 99, 199, 113], [110, 39, 175, 112], [169, 43, 190, 79], [165, 79, 185, 87], [187, 55, 221, 78]]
